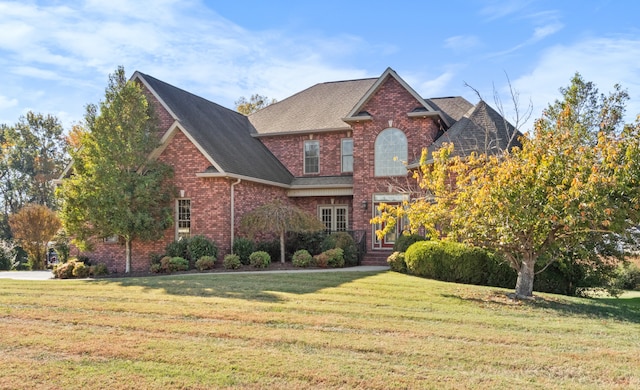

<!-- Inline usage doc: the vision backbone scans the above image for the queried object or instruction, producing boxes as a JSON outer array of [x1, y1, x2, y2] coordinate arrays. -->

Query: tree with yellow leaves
[[374, 74, 638, 298]]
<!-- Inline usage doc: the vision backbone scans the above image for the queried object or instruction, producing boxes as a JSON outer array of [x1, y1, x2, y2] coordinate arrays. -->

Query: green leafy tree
[[240, 199, 324, 263], [373, 73, 639, 298], [235, 94, 277, 115], [9, 204, 60, 270], [57, 66, 174, 273], [0, 113, 67, 239]]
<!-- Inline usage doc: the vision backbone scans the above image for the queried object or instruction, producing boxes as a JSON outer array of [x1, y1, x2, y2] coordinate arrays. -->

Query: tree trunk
[[279, 231, 285, 264], [515, 254, 535, 298], [125, 238, 131, 273]]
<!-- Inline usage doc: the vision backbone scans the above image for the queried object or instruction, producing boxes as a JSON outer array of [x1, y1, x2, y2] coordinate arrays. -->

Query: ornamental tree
[[373, 74, 639, 298], [240, 199, 324, 263], [57, 67, 174, 273], [9, 204, 60, 270]]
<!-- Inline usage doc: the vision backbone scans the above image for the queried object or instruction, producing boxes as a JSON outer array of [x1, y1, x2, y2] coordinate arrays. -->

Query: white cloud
[[479, 0, 534, 21], [420, 71, 456, 97], [511, 37, 640, 128], [0, 0, 371, 126], [444, 35, 481, 52], [0, 95, 18, 110], [532, 22, 563, 41]]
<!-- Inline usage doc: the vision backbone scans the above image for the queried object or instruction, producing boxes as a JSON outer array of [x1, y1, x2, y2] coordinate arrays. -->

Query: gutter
[[230, 178, 241, 254]]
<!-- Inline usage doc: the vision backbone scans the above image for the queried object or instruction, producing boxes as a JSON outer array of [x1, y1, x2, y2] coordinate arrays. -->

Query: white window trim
[[341, 138, 353, 173], [304, 140, 320, 174], [374, 128, 408, 177], [318, 205, 349, 232], [176, 198, 191, 240]]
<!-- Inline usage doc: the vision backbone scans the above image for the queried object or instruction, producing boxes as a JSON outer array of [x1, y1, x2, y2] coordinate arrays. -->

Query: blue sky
[[1, 0, 639, 131]]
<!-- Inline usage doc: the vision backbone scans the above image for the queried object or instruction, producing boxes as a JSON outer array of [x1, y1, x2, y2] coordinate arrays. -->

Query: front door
[[372, 201, 402, 249]]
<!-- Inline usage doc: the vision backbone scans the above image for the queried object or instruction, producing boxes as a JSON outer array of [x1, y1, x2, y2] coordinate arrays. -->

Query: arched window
[[375, 128, 407, 176]]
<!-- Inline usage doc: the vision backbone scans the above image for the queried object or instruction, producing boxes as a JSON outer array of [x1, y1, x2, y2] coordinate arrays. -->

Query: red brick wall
[[260, 131, 353, 177], [350, 76, 441, 248]]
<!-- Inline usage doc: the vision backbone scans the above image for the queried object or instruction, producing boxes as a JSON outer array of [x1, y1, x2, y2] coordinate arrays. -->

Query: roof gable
[[424, 100, 523, 162], [134, 72, 293, 185], [344, 68, 448, 125]]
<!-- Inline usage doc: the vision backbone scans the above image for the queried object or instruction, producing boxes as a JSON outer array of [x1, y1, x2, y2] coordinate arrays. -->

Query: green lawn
[[0, 270, 638, 389]]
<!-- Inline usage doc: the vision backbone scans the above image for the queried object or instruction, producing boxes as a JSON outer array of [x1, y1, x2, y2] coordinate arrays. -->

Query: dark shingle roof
[[426, 97, 474, 125], [138, 73, 293, 185], [248, 78, 377, 135], [425, 100, 523, 161], [290, 176, 353, 188]]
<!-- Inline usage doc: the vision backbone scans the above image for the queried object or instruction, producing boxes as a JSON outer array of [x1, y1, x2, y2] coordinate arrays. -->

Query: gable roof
[[248, 78, 377, 135], [426, 97, 474, 125], [424, 100, 522, 162], [344, 68, 448, 126], [134, 72, 293, 185]]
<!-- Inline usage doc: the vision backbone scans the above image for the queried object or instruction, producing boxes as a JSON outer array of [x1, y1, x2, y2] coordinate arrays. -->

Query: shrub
[[255, 240, 280, 262], [0, 240, 15, 271], [405, 240, 492, 285], [149, 252, 163, 266], [168, 257, 189, 272], [72, 262, 89, 278], [321, 232, 357, 266], [287, 231, 327, 256], [387, 251, 407, 273], [165, 239, 189, 259], [393, 233, 428, 253], [159, 256, 172, 272], [325, 248, 345, 268], [292, 249, 312, 267], [91, 263, 109, 276], [53, 261, 75, 279], [233, 238, 255, 265], [313, 252, 328, 268], [149, 263, 162, 273], [77, 255, 91, 266], [187, 235, 218, 264], [195, 255, 216, 271], [249, 251, 271, 268], [613, 262, 640, 290], [223, 254, 242, 270]]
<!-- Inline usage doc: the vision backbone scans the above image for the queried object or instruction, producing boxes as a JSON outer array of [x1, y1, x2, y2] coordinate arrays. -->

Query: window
[[374, 128, 407, 176], [319, 205, 348, 232], [304, 140, 319, 174], [176, 199, 191, 239], [103, 235, 119, 244], [341, 138, 353, 173]]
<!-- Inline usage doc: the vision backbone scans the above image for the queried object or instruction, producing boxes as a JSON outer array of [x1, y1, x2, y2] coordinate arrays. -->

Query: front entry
[[371, 194, 408, 250]]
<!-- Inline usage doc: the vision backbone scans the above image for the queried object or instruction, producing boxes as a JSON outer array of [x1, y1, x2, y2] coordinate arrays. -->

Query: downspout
[[230, 178, 241, 253]]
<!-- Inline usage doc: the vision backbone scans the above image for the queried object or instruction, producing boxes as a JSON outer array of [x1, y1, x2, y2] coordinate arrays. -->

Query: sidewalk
[[0, 266, 389, 281]]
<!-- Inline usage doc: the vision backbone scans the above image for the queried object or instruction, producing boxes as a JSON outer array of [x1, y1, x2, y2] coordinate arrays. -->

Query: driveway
[[0, 270, 54, 280]]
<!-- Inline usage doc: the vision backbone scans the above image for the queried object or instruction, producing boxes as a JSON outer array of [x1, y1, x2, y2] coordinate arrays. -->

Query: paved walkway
[[0, 266, 389, 281]]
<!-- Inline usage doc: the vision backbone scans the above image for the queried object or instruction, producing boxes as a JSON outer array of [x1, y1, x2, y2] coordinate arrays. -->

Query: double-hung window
[[341, 138, 353, 173], [304, 140, 320, 174], [176, 199, 191, 240]]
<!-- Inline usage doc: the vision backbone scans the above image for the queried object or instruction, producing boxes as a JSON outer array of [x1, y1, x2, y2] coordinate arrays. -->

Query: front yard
[[0, 270, 638, 389]]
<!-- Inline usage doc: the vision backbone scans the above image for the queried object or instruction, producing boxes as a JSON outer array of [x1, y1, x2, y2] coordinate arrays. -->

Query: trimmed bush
[[149, 263, 162, 273], [292, 249, 312, 268], [53, 261, 75, 279], [195, 255, 216, 271], [91, 263, 109, 276], [249, 251, 271, 268], [255, 240, 280, 262], [387, 251, 407, 273], [321, 232, 357, 266], [405, 240, 492, 285], [233, 238, 255, 265], [165, 239, 189, 259], [325, 248, 345, 268], [168, 257, 189, 272], [287, 231, 327, 257], [187, 235, 218, 264], [160, 256, 172, 272], [393, 233, 428, 253], [313, 252, 328, 268], [223, 254, 242, 270], [72, 262, 89, 278]]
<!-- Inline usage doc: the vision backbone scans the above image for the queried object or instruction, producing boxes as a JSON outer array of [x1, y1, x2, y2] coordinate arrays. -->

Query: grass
[[0, 270, 638, 389]]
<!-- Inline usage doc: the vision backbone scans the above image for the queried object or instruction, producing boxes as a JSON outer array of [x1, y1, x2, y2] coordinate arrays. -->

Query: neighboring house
[[81, 68, 520, 273]]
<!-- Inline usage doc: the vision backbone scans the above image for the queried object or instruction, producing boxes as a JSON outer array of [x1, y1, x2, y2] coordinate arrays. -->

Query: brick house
[[83, 67, 519, 273]]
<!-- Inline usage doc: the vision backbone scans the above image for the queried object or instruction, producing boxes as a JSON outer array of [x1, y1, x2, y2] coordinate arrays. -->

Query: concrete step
[[361, 251, 393, 266]]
